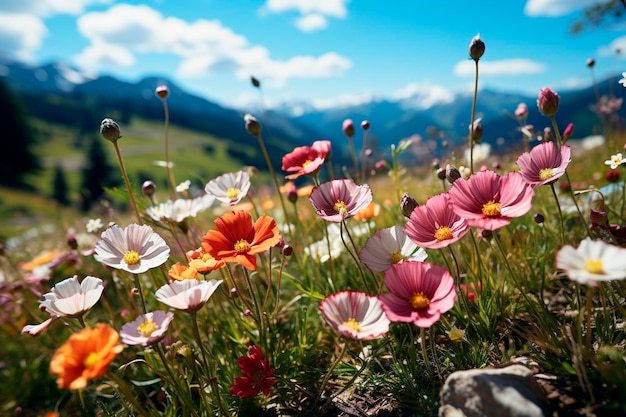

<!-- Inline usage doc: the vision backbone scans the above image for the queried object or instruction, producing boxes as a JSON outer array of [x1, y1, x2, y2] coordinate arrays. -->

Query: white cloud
[[390, 82, 455, 109], [524, 0, 598, 17], [311, 91, 374, 110], [0, 13, 47, 61], [263, 0, 348, 17], [74, 4, 352, 87], [296, 13, 328, 32], [262, 0, 348, 31], [0, 0, 107, 62], [597, 35, 626, 58], [454, 58, 546, 77]]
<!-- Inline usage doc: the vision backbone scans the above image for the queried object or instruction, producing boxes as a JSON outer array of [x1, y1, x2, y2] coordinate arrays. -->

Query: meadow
[[2, 36, 626, 417]]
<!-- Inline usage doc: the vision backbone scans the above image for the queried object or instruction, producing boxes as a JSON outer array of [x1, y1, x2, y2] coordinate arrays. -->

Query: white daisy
[[604, 153, 624, 169], [556, 238, 626, 286]]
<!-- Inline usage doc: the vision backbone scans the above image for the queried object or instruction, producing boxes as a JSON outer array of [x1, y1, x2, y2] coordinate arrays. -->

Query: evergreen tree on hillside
[[79, 135, 119, 211], [51, 165, 70, 206], [0, 78, 41, 187]]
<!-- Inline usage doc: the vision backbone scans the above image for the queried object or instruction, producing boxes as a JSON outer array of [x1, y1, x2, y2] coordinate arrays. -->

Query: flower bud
[[244, 114, 261, 136], [514, 103, 528, 119], [469, 34, 485, 61], [100, 118, 121, 142], [537, 87, 560, 116], [155, 85, 169, 99], [282, 245, 293, 257], [142, 180, 156, 197], [543, 127, 553, 143], [251, 76, 260, 88], [606, 169, 620, 183], [342, 119, 355, 138], [533, 213, 544, 224], [436, 167, 446, 180], [445, 164, 462, 184], [400, 192, 419, 218], [469, 119, 483, 143], [361, 120, 370, 130], [562, 123, 574, 142], [364, 148, 373, 157], [67, 233, 78, 250], [586, 58, 595, 68]]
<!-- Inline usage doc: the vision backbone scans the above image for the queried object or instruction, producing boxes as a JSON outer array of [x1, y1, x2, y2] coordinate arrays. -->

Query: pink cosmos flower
[[359, 225, 427, 272], [319, 291, 390, 340], [94, 223, 170, 274], [309, 179, 373, 222], [447, 170, 535, 230], [281, 140, 332, 180], [120, 310, 174, 346], [405, 193, 470, 249], [378, 261, 456, 328], [515, 142, 571, 187], [204, 170, 251, 206], [22, 275, 104, 336], [155, 279, 223, 312], [229, 345, 275, 398]]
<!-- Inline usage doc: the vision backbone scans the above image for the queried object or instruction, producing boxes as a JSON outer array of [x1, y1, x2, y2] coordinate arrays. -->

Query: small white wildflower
[[176, 180, 191, 194], [619, 72, 626, 88], [604, 153, 624, 169], [86, 218, 103, 233]]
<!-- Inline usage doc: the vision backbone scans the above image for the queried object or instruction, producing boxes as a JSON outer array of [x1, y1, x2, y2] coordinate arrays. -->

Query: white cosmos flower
[[146, 195, 215, 223], [205, 170, 251, 206], [94, 223, 170, 274], [359, 225, 427, 272], [319, 291, 390, 340], [22, 275, 104, 336], [556, 237, 626, 286], [155, 279, 223, 312]]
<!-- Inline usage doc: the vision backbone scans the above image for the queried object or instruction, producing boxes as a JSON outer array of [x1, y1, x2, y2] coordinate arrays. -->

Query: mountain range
[[1, 57, 624, 168]]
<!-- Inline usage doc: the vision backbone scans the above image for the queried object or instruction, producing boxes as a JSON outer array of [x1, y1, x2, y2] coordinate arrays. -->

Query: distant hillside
[[0, 58, 345, 172], [2, 57, 624, 170]]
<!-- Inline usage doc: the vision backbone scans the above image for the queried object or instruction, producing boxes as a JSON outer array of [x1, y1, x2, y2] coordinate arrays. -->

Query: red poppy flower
[[229, 345, 275, 398], [201, 210, 281, 270]]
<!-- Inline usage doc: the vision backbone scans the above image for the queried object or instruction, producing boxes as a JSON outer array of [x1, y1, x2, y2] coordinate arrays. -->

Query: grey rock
[[439, 365, 548, 417]]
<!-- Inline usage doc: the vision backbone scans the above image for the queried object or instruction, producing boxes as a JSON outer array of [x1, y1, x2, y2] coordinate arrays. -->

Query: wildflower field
[[3, 35, 626, 417]]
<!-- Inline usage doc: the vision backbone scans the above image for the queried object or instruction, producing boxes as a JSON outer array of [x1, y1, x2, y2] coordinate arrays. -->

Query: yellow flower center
[[226, 188, 240, 201], [434, 226, 453, 241], [83, 352, 99, 368], [137, 319, 157, 337], [482, 200, 501, 217], [334, 200, 348, 217], [539, 168, 556, 181], [302, 159, 312, 168], [201, 253, 213, 262], [342, 317, 361, 332], [409, 292, 430, 310], [234, 239, 251, 253], [124, 250, 141, 265], [389, 251, 407, 264], [584, 259, 604, 274]]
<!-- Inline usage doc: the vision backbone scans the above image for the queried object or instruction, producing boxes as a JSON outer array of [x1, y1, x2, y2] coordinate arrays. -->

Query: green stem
[[315, 342, 348, 406], [112, 141, 143, 225], [550, 183, 566, 246], [107, 371, 153, 417], [161, 97, 176, 201], [420, 327, 434, 381], [469, 60, 479, 175]]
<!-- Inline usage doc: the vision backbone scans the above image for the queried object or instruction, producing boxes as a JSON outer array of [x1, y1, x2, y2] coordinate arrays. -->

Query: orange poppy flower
[[49, 323, 123, 390], [354, 202, 380, 221], [20, 250, 62, 271], [168, 262, 199, 281], [201, 210, 281, 270], [187, 247, 226, 273]]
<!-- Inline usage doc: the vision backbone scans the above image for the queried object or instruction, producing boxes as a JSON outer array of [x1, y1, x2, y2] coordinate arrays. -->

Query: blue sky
[[1, 0, 625, 111]]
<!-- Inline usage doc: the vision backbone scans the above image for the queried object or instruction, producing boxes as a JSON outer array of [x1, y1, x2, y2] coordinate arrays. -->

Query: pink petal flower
[[405, 193, 469, 249], [120, 310, 174, 346], [447, 170, 534, 230], [319, 291, 390, 340], [515, 142, 571, 187], [378, 261, 456, 328], [309, 179, 373, 222], [155, 279, 223, 312], [204, 170, 251, 206]]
